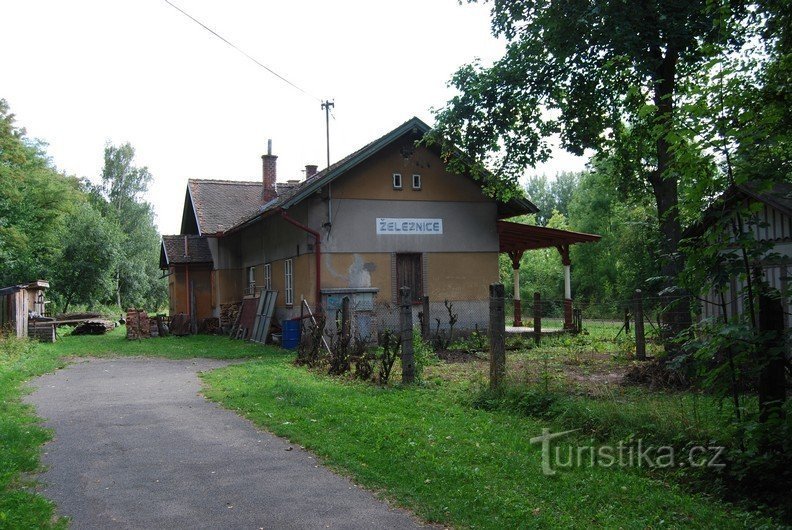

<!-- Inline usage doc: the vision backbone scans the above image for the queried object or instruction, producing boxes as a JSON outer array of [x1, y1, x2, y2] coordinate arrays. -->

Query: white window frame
[[392, 173, 402, 189], [412, 174, 421, 190], [247, 266, 255, 286], [264, 263, 271, 290], [284, 259, 294, 305]]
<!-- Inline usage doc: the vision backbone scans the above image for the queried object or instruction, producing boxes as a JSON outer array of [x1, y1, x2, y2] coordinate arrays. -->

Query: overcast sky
[[4, 0, 588, 234]]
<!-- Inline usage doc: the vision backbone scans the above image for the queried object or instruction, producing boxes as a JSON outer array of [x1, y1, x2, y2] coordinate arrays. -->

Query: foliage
[[0, 100, 166, 312], [524, 171, 580, 225], [87, 142, 167, 310], [567, 167, 662, 310], [0, 99, 83, 289], [50, 203, 121, 312]]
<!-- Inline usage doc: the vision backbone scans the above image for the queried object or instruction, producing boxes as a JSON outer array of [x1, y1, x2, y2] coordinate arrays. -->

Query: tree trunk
[[649, 48, 692, 355]]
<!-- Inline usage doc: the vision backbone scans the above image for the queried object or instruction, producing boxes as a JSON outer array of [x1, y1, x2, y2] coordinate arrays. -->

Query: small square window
[[392, 173, 402, 189], [412, 174, 421, 190]]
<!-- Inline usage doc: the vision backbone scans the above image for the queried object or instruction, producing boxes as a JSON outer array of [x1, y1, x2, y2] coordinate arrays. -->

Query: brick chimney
[[305, 164, 318, 179], [262, 139, 277, 203]]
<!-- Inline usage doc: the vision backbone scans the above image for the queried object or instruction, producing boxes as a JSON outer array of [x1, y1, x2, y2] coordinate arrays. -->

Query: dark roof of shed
[[223, 117, 538, 235], [683, 180, 792, 239], [160, 235, 213, 268], [187, 179, 263, 235]]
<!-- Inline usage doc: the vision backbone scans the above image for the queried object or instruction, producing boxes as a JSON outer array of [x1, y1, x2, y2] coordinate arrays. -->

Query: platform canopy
[[497, 220, 601, 329], [497, 221, 601, 255]]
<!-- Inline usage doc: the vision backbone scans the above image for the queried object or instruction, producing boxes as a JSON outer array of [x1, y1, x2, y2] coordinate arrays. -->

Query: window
[[392, 173, 402, 189], [246, 266, 256, 296], [264, 263, 271, 290], [284, 259, 294, 305], [396, 253, 422, 303], [412, 174, 421, 190]]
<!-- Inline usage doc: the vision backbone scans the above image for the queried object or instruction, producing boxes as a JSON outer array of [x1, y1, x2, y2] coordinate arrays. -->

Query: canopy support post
[[508, 251, 524, 327]]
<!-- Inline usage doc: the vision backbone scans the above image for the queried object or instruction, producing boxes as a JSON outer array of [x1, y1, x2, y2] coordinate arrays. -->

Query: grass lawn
[[201, 355, 773, 528], [1, 327, 779, 528]]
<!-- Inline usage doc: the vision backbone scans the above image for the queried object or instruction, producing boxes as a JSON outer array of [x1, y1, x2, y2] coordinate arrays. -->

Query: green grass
[[202, 356, 774, 529], [38, 325, 281, 359], [0, 336, 67, 528]]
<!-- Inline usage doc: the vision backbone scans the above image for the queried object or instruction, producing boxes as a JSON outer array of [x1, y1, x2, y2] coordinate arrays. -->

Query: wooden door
[[396, 253, 422, 303]]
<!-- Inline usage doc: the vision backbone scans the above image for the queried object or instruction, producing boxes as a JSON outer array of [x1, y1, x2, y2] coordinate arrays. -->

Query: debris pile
[[73, 319, 115, 335]]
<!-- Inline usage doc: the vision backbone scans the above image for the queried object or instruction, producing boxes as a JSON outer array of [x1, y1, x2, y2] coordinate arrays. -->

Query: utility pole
[[321, 99, 334, 169]]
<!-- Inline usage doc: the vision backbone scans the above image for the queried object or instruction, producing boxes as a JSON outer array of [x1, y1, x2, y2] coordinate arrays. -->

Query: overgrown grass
[[202, 356, 775, 529]]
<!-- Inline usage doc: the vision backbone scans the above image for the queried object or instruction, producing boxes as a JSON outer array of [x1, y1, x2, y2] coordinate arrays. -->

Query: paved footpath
[[25, 357, 424, 529]]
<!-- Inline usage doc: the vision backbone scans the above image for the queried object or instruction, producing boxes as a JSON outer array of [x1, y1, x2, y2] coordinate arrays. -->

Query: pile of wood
[[220, 303, 241, 330], [126, 309, 151, 339], [170, 313, 192, 336], [73, 319, 115, 335]]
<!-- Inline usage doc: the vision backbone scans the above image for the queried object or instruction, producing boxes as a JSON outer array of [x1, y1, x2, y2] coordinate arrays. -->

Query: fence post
[[634, 289, 646, 360], [757, 291, 786, 425], [400, 286, 415, 384], [533, 292, 542, 345], [624, 307, 630, 334], [489, 283, 506, 389], [421, 295, 430, 340], [341, 296, 351, 341]]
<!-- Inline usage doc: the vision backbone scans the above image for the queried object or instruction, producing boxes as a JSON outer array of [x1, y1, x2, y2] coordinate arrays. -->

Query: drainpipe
[[278, 209, 322, 313]]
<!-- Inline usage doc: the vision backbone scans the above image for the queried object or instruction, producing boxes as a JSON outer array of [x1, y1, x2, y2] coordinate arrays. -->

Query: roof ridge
[[189, 178, 261, 185]]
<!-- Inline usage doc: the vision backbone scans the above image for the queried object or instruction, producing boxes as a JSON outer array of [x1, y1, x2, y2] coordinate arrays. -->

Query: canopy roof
[[497, 221, 601, 253]]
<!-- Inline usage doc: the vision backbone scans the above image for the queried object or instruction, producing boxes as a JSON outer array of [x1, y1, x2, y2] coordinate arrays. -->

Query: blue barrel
[[281, 319, 301, 349]]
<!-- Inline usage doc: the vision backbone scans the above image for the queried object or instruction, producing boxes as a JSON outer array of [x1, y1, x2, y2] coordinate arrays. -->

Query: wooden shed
[[0, 280, 50, 338]]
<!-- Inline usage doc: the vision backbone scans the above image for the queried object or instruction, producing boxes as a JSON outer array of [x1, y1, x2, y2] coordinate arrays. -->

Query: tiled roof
[[187, 179, 263, 234], [161, 235, 213, 266]]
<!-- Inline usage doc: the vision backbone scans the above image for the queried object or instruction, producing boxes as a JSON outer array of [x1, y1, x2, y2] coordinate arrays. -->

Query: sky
[[3, 0, 588, 234]]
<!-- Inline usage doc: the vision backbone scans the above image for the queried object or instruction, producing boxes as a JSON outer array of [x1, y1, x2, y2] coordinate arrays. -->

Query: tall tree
[[51, 204, 121, 313], [429, 0, 755, 350], [0, 99, 82, 287], [90, 142, 165, 309]]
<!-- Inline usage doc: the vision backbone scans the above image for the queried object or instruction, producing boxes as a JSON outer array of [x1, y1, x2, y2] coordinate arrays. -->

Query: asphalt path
[[26, 357, 424, 529]]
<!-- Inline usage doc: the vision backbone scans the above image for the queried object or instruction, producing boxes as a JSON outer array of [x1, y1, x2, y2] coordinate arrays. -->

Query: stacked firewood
[[220, 303, 241, 330], [126, 309, 151, 339]]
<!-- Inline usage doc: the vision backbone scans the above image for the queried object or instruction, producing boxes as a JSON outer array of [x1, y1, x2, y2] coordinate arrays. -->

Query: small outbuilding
[[0, 280, 50, 339]]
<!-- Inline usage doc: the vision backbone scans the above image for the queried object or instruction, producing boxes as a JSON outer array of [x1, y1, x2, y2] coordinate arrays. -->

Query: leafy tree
[[88, 142, 166, 309], [51, 204, 121, 312], [525, 171, 580, 225], [0, 99, 82, 287], [429, 0, 761, 349]]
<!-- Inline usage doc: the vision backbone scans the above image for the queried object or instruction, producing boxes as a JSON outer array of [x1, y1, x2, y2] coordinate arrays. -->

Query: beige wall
[[331, 143, 489, 203], [427, 253, 498, 301]]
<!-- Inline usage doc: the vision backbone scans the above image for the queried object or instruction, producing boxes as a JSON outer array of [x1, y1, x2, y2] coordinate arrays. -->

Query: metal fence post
[[533, 292, 542, 345], [400, 286, 415, 384], [634, 289, 646, 360], [489, 283, 506, 389], [341, 296, 351, 341], [421, 295, 430, 340], [624, 307, 630, 334]]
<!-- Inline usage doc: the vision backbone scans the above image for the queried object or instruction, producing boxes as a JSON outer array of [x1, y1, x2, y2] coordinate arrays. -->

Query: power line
[[162, 0, 321, 102]]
